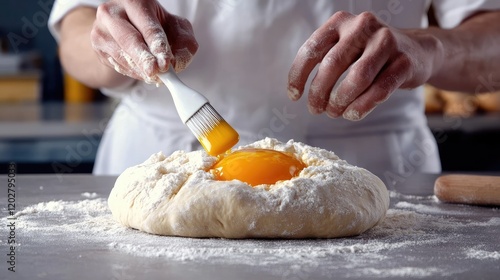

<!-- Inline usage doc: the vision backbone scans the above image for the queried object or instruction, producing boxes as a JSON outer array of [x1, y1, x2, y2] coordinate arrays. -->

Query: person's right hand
[[91, 0, 198, 84], [287, 11, 443, 121]]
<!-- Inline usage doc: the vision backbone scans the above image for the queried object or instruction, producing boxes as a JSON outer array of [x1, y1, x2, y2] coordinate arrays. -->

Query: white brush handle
[[157, 70, 208, 123]]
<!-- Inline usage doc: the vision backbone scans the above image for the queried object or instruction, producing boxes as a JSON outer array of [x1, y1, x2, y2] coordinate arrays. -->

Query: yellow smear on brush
[[198, 120, 239, 156]]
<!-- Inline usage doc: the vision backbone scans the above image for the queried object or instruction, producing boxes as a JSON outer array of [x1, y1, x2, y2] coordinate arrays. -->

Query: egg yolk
[[211, 148, 306, 186], [199, 120, 240, 156]]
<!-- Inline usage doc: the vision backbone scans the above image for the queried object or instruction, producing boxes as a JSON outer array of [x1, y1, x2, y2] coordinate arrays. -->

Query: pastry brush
[[157, 69, 239, 156]]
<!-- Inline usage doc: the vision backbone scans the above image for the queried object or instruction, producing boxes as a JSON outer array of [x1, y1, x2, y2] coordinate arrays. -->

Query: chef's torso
[[52, 0, 499, 175], [106, 0, 431, 144]]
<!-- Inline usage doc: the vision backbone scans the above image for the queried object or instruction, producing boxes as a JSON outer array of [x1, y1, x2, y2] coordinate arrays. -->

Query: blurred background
[[0, 0, 111, 174], [0, 1, 499, 175]]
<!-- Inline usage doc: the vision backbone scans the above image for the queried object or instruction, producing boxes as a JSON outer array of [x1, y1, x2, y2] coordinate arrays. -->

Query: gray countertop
[[2, 174, 500, 280]]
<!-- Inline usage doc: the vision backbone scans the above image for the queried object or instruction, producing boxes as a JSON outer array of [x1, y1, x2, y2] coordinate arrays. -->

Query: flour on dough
[[108, 138, 390, 238]]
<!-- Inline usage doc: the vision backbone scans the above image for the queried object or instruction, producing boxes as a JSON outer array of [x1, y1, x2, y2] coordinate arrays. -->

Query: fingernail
[[143, 76, 156, 84], [174, 48, 193, 72], [142, 53, 157, 76], [343, 109, 361, 121], [156, 53, 168, 72], [287, 86, 301, 101], [107, 57, 123, 74]]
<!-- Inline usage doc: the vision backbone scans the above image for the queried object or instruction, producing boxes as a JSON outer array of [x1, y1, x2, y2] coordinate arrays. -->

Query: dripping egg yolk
[[198, 120, 239, 156], [211, 148, 306, 187]]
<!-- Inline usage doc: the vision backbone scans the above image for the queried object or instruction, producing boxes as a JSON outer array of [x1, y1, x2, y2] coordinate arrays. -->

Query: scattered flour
[[4, 191, 499, 279], [466, 248, 500, 260], [3, 155, 500, 280], [353, 267, 445, 278], [467, 217, 500, 227], [81, 192, 99, 198], [394, 201, 471, 216], [388, 191, 436, 201]]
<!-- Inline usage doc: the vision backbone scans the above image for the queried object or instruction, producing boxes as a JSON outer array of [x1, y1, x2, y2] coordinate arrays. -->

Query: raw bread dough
[[108, 138, 390, 238]]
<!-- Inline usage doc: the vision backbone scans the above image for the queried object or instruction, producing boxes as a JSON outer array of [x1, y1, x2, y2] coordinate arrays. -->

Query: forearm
[[426, 11, 500, 93], [59, 7, 133, 89]]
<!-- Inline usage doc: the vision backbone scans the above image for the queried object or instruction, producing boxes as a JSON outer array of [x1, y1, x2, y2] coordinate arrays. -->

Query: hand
[[90, 0, 198, 84], [288, 11, 443, 121]]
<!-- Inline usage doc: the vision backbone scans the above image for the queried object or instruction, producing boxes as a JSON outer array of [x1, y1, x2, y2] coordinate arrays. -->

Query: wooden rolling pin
[[434, 174, 500, 206]]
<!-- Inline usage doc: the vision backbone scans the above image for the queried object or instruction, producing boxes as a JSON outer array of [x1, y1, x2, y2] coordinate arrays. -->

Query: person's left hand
[[287, 11, 443, 121]]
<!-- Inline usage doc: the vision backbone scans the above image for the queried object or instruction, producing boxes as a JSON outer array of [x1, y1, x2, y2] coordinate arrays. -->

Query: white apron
[[49, 0, 500, 182]]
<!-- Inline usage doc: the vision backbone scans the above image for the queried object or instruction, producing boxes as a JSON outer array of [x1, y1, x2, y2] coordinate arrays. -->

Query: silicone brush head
[[157, 70, 239, 156], [186, 103, 240, 156]]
